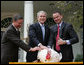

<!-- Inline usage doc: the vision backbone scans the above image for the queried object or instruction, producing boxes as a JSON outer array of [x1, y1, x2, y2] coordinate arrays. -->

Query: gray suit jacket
[[1, 24, 31, 64]]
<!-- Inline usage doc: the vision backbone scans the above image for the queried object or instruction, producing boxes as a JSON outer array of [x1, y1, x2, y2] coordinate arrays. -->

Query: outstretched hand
[[29, 47, 41, 52], [29, 44, 50, 52], [39, 44, 49, 50]]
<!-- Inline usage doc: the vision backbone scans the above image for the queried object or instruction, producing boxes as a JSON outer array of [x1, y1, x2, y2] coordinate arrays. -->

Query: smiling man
[[1, 14, 39, 64], [48, 11, 79, 62], [26, 11, 50, 62]]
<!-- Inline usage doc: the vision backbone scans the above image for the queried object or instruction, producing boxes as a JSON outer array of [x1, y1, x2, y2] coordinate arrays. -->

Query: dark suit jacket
[[26, 22, 50, 62], [1, 24, 31, 64], [1, 31, 4, 39], [48, 22, 79, 61]]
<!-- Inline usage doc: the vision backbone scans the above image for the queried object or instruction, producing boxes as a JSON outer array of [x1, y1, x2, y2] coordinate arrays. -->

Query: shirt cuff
[[65, 40, 71, 45], [47, 46, 51, 48], [38, 43, 42, 47]]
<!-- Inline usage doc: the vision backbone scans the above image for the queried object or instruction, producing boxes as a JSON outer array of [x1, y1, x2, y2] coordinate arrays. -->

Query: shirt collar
[[57, 21, 63, 27], [38, 22, 44, 27], [12, 23, 19, 31]]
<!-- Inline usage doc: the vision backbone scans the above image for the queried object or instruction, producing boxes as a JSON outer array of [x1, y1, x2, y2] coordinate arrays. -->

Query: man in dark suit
[[1, 31, 4, 39], [1, 14, 40, 64], [26, 11, 50, 62], [48, 11, 79, 62]]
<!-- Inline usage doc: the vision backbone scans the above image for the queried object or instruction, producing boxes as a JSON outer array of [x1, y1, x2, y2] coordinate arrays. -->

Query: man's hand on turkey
[[29, 47, 41, 52], [39, 44, 48, 50]]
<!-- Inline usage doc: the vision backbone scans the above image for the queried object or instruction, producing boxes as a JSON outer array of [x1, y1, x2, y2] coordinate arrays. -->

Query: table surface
[[9, 62, 83, 64]]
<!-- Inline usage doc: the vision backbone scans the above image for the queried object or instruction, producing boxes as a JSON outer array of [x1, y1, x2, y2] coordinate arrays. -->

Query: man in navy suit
[[26, 11, 50, 62], [48, 11, 79, 62]]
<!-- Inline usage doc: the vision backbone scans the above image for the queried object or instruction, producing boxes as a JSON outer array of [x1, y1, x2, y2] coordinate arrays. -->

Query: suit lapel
[[53, 24, 58, 40], [37, 22, 47, 42], [54, 24, 58, 33], [61, 22, 65, 30], [60, 22, 65, 38], [54, 22, 65, 38], [55, 24, 58, 34], [11, 25, 20, 38], [56, 25, 58, 32], [37, 22, 43, 40], [44, 25, 47, 41], [11, 25, 18, 33]]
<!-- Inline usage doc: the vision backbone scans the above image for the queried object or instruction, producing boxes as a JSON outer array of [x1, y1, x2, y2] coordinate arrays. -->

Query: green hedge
[[74, 54, 83, 62]]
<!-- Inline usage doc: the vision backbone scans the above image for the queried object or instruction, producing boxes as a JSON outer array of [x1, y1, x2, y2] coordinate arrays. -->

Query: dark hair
[[53, 10, 62, 15], [13, 14, 23, 21]]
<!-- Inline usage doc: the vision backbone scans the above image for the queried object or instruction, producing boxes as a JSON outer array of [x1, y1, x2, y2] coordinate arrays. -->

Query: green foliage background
[[45, 2, 83, 62], [46, 1, 83, 32]]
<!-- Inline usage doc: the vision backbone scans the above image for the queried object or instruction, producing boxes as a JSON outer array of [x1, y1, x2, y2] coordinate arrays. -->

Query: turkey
[[37, 49, 62, 63]]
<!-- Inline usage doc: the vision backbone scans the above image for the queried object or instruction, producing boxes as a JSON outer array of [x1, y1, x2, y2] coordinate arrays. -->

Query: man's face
[[53, 13, 63, 24], [37, 13, 46, 24], [14, 19, 23, 29]]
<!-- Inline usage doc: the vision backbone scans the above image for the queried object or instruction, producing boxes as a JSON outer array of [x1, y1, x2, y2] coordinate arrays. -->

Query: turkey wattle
[[37, 49, 62, 63]]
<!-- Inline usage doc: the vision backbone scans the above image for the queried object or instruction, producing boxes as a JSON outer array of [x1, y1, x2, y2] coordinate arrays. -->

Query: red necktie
[[56, 24, 60, 51]]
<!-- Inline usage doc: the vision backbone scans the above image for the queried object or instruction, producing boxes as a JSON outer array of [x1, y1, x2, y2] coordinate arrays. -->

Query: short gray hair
[[13, 14, 23, 21], [37, 11, 47, 17]]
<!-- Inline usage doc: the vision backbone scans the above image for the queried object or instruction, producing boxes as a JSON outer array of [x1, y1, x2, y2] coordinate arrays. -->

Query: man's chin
[[55, 22, 61, 24], [41, 22, 45, 24], [17, 27, 20, 29]]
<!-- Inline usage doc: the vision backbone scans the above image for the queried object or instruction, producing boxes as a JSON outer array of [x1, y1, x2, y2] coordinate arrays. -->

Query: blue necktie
[[41, 25, 45, 41]]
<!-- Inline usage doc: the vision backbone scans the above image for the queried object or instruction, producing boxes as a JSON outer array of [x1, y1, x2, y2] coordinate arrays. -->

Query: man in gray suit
[[1, 14, 39, 64]]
